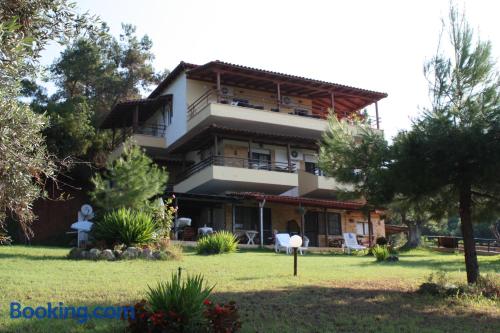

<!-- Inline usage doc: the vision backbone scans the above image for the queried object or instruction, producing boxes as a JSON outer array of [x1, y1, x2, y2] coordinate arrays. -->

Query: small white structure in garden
[[70, 204, 94, 248]]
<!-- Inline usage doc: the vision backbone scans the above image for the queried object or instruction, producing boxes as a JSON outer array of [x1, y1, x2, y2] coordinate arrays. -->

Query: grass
[[0, 246, 498, 332]]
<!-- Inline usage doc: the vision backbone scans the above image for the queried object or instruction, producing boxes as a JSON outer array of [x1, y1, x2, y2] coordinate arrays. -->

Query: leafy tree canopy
[[89, 142, 169, 212]]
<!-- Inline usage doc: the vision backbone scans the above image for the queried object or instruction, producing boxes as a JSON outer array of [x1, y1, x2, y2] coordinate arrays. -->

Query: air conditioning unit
[[219, 86, 233, 97], [281, 95, 294, 106], [290, 150, 303, 160]]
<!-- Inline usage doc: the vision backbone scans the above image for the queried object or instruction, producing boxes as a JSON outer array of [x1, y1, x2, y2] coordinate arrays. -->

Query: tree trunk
[[367, 210, 373, 247], [459, 185, 479, 284], [404, 221, 422, 248]]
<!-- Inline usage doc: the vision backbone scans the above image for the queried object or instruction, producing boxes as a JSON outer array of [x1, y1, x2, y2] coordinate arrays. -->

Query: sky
[[40, 0, 500, 140]]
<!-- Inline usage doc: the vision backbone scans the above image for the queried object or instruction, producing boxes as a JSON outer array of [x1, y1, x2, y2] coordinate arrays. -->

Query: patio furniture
[[198, 225, 214, 236], [298, 236, 309, 255], [182, 227, 195, 241], [343, 232, 367, 254], [275, 233, 291, 254], [235, 230, 259, 245], [245, 230, 258, 245]]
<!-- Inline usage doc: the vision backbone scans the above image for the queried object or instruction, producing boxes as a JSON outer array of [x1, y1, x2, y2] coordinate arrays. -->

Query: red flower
[[203, 299, 212, 306], [214, 305, 225, 314]]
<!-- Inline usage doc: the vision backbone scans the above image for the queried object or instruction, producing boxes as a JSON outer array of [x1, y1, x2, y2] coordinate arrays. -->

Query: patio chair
[[343, 232, 366, 254], [298, 236, 309, 255], [275, 233, 291, 254]]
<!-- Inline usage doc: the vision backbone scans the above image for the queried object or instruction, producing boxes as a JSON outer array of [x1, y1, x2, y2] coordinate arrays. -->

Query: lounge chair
[[298, 236, 309, 255], [343, 232, 367, 254], [275, 233, 291, 254]]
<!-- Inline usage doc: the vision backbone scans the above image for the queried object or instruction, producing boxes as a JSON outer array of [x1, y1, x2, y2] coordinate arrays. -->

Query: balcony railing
[[125, 123, 167, 137], [186, 88, 382, 127], [176, 155, 297, 183], [187, 89, 333, 121]]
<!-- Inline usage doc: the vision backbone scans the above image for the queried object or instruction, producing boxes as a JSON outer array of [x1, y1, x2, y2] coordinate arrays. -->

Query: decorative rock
[[68, 247, 83, 260], [141, 248, 153, 259], [81, 250, 89, 259], [113, 250, 123, 259], [122, 247, 140, 259], [100, 249, 115, 261], [88, 248, 101, 260], [152, 250, 168, 260]]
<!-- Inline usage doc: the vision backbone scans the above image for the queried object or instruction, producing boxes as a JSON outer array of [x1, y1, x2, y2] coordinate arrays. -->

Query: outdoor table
[[198, 226, 213, 236]]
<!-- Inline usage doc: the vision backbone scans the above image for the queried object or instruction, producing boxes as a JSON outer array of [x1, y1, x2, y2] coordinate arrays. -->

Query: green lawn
[[0, 246, 498, 333]]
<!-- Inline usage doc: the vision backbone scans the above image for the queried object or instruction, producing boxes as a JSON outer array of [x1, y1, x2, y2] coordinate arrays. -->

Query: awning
[[227, 192, 364, 210], [100, 95, 172, 129]]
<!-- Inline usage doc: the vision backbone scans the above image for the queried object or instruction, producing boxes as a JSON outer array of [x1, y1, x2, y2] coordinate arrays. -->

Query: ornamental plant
[[195, 231, 238, 255], [92, 208, 156, 246], [145, 272, 214, 332]]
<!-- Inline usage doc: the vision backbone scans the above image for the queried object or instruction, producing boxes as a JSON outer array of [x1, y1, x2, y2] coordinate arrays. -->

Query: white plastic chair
[[298, 236, 309, 255], [275, 233, 291, 254], [343, 232, 367, 254]]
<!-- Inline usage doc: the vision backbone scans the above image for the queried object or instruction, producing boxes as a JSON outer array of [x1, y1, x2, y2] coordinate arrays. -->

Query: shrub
[[196, 231, 238, 255], [144, 272, 214, 332], [376, 236, 388, 246], [204, 300, 242, 333], [164, 244, 184, 261], [127, 299, 241, 333], [92, 208, 157, 246], [372, 244, 390, 262]]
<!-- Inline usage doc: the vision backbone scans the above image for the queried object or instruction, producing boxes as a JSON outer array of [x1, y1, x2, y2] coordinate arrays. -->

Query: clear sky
[[40, 0, 500, 140]]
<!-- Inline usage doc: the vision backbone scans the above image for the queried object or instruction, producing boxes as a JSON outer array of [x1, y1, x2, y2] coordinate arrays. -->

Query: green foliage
[[89, 143, 168, 211], [0, 0, 96, 239], [92, 208, 156, 246], [146, 272, 214, 332], [196, 231, 239, 255], [375, 237, 388, 246], [372, 245, 390, 262]]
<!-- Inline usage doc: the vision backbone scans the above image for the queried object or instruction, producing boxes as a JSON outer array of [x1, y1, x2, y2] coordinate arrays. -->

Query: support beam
[[216, 71, 221, 103], [324, 208, 328, 247], [133, 105, 139, 132], [232, 204, 236, 234], [276, 82, 281, 110], [300, 203, 305, 239], [330, 91, 335, 114], [286, 143, 292, 172], [214, 135, 219, 156], [375, 102, 380, 129], [259, 199, 266, 247]]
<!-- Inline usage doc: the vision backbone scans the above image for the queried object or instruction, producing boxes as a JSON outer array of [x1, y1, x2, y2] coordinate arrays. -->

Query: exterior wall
[[162, 73, 187, 147], [186, 79, 314, 116]]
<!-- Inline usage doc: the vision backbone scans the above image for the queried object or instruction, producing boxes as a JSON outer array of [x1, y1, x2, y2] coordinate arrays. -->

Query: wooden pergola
[[183, 61, 387, 127]]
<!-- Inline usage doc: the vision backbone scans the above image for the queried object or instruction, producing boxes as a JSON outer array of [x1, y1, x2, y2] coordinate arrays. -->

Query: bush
[[144, 273, 214, 332], [164, 244, 184, 261], [92, 208, 157, 246], [376, 236, 388, 246], [418, 272, 498, 299], [196, 231, 238, 255], [372, 245, 390, 262]]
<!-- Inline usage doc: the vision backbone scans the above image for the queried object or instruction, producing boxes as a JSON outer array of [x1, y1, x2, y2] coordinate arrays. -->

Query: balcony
[[174, 156, 298, 194], [298, 169, 354, 198], [109, 124, 167, 160], [187, 89, 330, 140], [186, 89, 382, 140]]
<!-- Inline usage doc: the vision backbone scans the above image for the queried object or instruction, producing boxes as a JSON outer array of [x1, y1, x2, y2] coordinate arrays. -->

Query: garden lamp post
[[290, 235, 302, 276]]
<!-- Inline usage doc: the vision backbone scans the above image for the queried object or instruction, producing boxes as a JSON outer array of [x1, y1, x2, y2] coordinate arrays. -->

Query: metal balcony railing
[[176, 155, 297, 183]]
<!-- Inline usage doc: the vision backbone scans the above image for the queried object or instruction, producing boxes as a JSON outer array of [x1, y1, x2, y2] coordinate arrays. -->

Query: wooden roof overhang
[[228, 192, 364, 210], [185, 61, 387, 116], [100, 94, 172, 129], [166, 124, 319, 154]]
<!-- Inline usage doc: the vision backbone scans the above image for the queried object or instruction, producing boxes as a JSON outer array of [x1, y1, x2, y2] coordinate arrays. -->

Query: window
[[163, 103, 173, 126], [251, 150, 271, 170], [327, 213, 342, 235], [305, 162, 317, 174], [356, 222, 369, 235]]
